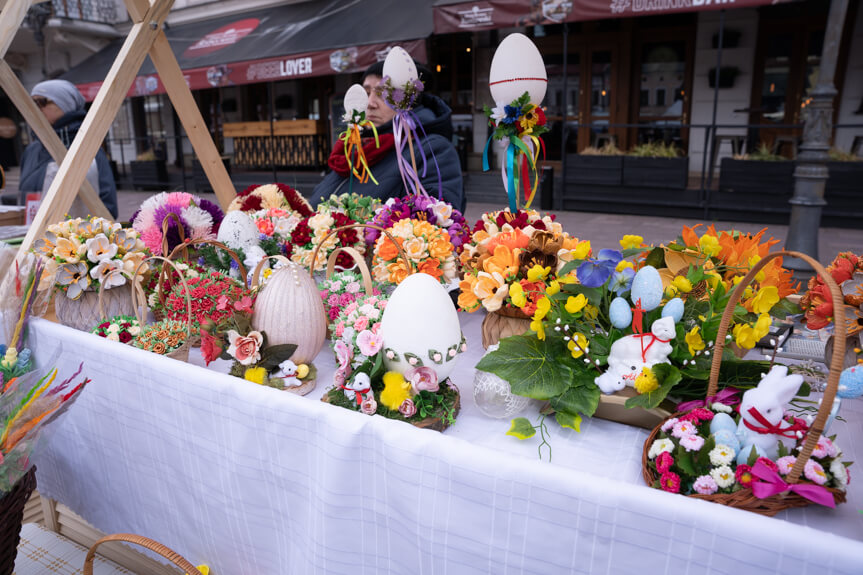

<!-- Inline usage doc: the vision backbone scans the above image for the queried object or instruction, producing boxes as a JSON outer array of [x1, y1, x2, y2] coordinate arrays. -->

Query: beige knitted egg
[[252, 261, 325, 363]]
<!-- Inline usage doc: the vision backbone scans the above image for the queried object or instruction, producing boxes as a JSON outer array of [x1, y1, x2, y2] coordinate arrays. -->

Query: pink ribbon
[[750, 460, 835, 508], [676, 387, 740, 413]]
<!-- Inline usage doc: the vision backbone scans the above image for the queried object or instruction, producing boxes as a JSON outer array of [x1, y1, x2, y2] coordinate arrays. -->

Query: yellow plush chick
[[297, 364, 310, 379], [380, 371, 412, 410]]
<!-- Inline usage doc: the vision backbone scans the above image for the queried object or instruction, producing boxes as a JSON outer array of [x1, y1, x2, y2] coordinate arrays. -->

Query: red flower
[[119, 331, 132, 344], [735, 464, 754, 488], [276, 183, 313, 217], [200, 331, 222, 365], [99, 322, 110, 329], [206, 284, 221, 296], [239, 184, 258, 197], [291, 219, 313, 246], [191, 287, 206, 299], [535, 106, 547, 126], [335, 251, 355, 270], [690, 408, 714, 422], [659, 471, 681, 493], [241, 195, 263, 212], [756, 457, 779, 473], [656, 451, 674, 474]]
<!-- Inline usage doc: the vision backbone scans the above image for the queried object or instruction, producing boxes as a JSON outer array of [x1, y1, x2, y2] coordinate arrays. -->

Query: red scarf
[[328, 133, 396, 177]]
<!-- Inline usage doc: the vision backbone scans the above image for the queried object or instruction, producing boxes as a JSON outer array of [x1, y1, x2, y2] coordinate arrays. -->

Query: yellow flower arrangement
[[372, 219, 457, 286], [685, 326, 705, 357]]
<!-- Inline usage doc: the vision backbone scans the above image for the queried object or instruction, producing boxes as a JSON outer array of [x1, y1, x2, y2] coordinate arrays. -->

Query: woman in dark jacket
[[19, 79, 118, 218], [309, 63, 465, 213]]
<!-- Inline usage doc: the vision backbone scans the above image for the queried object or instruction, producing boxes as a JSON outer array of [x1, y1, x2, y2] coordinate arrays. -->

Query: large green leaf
[[555, 411, 582, 432], [549, 384, 601, 418], [476, 335, 571, 400], [674, 444, 696, 476], [644, 246, 666, 269], [624, 363, 681, 410]]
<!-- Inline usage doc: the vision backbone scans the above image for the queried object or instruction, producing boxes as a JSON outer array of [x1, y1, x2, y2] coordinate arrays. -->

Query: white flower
[[181, 205, 214, 239], [85, 234, 118, 263], [329, 280, 343, 292], [243, 246, 267, 271], [148, 292, 159, 308], [274, 214, 300, 237], [106, 323, 120, 334], [358, 304, 380, 320], [648, 438, 675, 459], [711, 402, 733, 413], [830, 459, 848, 489], [710, 465, 735, 488], [709, 445, 734, 466], [308, 212, 334, 231], [57, 262, 90, 299], [90, 259, 126, 289], [107, 333, 120, 342], [432, 201, 453, 227], [490, 104, 506, 122], [128, 325, 141, 336]]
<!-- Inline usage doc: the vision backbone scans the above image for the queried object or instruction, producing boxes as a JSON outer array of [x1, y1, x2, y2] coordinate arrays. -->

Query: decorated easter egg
[[380, 273, 464, 382], [838, 364, 863, 399], [489, 33, 548, 107], [709, 412, 737, 435], [737, 444, 766, 466], [661, 297, 685, 323], [711, 429, 741, 455], [252, 261, 326, 364], [609, 297, 632, 329], [217, 210, 258, 250], [630, 265, 663, 311], [383, 46, 418, 88], [343, 84, 368, 115]]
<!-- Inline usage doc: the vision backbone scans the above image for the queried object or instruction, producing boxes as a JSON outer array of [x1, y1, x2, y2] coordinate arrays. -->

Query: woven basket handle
[[97, 269, 135, 323], [160, 213, 187, 260], [308, 223, 410, 277], [707, 250, 845, 485], [250, 255, 293, 290], [168, 238, 249, 285], [132, 256, 193, 349], [83, 533, 203, 575], [326, 246, 374, 296]]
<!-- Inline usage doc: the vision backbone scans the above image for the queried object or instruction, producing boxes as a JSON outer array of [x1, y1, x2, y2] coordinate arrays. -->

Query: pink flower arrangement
[[357, 330, 383, 357], [330, 294, 388, 387], [399, 399, 417, 417], [679, 434, 705, 452], [660, 417, 678, 433], [318, 270, 381, 322], [132, 192, 224, 256]]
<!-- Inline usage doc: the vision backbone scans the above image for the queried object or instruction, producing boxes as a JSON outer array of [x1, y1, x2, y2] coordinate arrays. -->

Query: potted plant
[[130, 149, 169, 190], [567, 142, 624, 187], [622, 142, 688, 189], [715, 144, 794, 221]]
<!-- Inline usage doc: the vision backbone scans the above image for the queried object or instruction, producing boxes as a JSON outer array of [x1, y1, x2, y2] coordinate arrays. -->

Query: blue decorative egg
[[609, 297, 632, 329], [630, 266, 663, 311], [838, 364, 863, 399], [661, 298, 684, 323], [736, 443, 766, 466], [711, 429, 740, 455], [709, 412, 737, 435]]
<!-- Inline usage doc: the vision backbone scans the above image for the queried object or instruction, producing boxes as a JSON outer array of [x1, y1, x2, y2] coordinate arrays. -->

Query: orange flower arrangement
[[372, 218, 457, 285], [800, 252, 863, 331]]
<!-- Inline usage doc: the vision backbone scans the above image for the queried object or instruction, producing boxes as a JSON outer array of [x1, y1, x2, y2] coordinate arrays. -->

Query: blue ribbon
[[505, 141, 517, 212]]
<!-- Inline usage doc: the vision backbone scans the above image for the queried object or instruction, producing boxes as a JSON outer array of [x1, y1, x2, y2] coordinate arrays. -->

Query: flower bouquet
[[365, 195, 470, 252], [371, 219, 457, 286], [318, 269, 381, 323], [132, 319, 191, 360], [91, 315, 141, 344], [161, 269, 254, 336], [289, 209, 365, 272], [33, 217, 148, 331], [228, 183, 313, 216], [317, 192, 380, 224], [800, 251, 863, 334], [131, 192, 223, 256], [201, 310, 316, 393], [321, 293, 461, 431], [143, 260, 208, 318]]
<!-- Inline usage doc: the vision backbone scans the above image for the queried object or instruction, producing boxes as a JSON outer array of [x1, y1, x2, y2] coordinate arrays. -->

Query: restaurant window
[[655, 88, 666, 107], [637, 41, 687, 147], [640, 89, 649, 107]]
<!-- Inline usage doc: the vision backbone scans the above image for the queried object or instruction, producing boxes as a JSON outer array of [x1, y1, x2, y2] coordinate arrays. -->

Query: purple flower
[[407, 366, 439, 393], [198, 198, 225, 229], [413, 79, 424, 92], [577, 249, 623, 288], [392, 88, 405, 105]]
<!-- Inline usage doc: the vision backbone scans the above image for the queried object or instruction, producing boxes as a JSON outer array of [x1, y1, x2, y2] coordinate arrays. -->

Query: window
[[655, 88, 666, 107], [640, 89, 649, 106]]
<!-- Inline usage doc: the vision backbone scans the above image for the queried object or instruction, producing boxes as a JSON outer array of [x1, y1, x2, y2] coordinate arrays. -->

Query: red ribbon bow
[[750, 460, 835, 508], [340, 382, 371, 407], [676, 388, 741, 413], [743, 406, 809, 439], [632, 333, 671, 363]]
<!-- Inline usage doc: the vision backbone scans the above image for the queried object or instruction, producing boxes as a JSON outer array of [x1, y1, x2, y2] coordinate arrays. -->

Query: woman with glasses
[[18, 79, 118, 218]]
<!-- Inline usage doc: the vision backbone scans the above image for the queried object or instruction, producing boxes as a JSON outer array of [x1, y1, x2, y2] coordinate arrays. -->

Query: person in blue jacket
[[309, 61, 465, 212], [19, 79, 118, 218]]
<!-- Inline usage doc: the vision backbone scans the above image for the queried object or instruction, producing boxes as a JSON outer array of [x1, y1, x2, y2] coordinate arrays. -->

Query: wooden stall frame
[[8, 0, 236, 262]]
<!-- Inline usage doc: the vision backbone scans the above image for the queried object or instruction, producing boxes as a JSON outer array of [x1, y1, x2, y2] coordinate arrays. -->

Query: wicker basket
[[0, 465, 36, 575], [481, 308, 532, 350], [84, 533, 203, 575], [132, 256, 193, 362], [54, 282, 135, 333], [642, 250, 848, 515]]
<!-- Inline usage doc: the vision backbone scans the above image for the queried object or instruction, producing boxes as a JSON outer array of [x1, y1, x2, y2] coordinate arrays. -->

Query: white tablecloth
[[27, 313, 863, 574]]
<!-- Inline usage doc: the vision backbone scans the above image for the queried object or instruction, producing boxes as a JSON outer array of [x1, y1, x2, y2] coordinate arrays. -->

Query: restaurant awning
[[433, 0, 795, 33], [63, 0, 432, 101]]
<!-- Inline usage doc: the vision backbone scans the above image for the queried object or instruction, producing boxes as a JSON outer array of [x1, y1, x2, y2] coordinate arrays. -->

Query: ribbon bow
[[750, 460, 835, 508], [340, 381, 371, 407], [743, 406, 809, 439], [482, 133, 544, 212], [676, 387, 741, 413], [340, 120, 380, 190]]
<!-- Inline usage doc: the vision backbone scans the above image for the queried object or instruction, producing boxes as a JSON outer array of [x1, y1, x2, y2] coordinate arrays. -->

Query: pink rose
[[335, 322, 345, 338], [399, 399, 417, 418], [372, 322, 382, 334], [334, 340, 353, 370], [329, 308, 341, 321], [227, 330, 263, 366], [407, 366, 439, 393], [345, 281, 361, 294], [361, 397, 377, 415], [333, 368, 347, 387], [340, 293, 354, 306], [356, 330, 383, 357], [328, 294, 340, 307], [354, 315, 370, 333], [344, 302, 359, 316]]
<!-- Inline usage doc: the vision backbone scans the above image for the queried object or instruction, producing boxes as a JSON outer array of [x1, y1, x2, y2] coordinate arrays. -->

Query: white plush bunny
[[735, 365, 804, 463], [276, 360, 303, 388], [343, 372, 372, 402], [594, 316, 676, 394]]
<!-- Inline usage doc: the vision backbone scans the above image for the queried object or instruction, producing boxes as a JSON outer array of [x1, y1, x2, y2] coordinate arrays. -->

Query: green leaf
[[772, 298, 801, 319], [644, 246, 666, 269], [695, 435, 716, 470], [777, 440, 788, 458], [674, 444, 696, 476], [549, 384, 601, 418], [476, 335, 571, 400], [555, 411, 582, 432], [746, 445, 759, 467], [507, 417, 537, 440], [621, 247, 646, 259]]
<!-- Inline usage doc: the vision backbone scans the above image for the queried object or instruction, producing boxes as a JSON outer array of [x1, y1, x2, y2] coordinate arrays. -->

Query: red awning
[[433, 0, 795, 33]]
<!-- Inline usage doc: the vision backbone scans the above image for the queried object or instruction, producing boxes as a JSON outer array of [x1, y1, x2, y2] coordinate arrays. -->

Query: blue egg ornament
[[711, 428, 740, 455], [609, 297, 633, 329], [661, 298, 684, 323], [709, 412, 737, 435], [838, 364, 863, 399], [736, 443, 767, 466], [630, 265, 663, 311]]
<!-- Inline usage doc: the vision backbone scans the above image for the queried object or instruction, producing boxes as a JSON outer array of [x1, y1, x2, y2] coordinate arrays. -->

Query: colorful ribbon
[[482, 133, 543, 212], [392, 111, 442, 199], [341, 120, 380, 187], [750, 460, 835, 508], [676, 387, 741, 413], [632, 333, 671, 364], [743, 406, 809, 439]]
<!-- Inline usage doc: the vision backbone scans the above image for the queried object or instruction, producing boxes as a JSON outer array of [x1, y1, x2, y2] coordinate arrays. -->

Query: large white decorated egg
[[217, 210, 258, 250], [344, 84, 368, 116], [380, 273, 464, 382], [383, 46, 418, 88], [489, 33, 547, 107]]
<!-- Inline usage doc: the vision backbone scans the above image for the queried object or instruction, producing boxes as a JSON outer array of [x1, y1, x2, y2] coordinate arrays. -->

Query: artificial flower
[[609, 268, 635, 296], [53, 237, 82, 263], [672, 276, 693, 294], [576, 249, 623, 288], [648, 438, 674, 459], [619, 235, 643, 250], [712, 402, 733, 414], [567, 333, 589, 359], [775, 456, 797, 475], [399, 398, 418, 418], [656, 451, 674, 474], [660, 417, 679, 433], [804, 460, 828, 485], [699, 233, 720, 257], [227, 330, 263, 366], [749, 286, 780, 314], [735, 464, 754, 488], [360, 396, 378, 415], [685, 326, 705, 357], [546, 280, 560, 296], [564, 294, 587, 315], [407, 366, 439, 393], [830, 458, 849, 489], [509, 282, 527, 308], [692, 475, 719, 495], [572, 240, 591, 260], [85, 234, 119, 263], [671, 420, 696, 438], [356, 330, 384, 357], [813, 436, 839, 458], [634, 367, 659, 394], [690, 408, 714, 422], [733, 313, 772, 350], [659, 471, 681, 493], [680, 434, 705, 452], [527, 265, 551, 282], [56, 262, 90, 299], [381, 371, 412, 410], [710, 465, 735, 488]]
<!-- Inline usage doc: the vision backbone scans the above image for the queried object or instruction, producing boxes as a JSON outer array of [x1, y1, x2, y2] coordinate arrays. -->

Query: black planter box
[[825, 161, 863, 221], [193, 157, 232, 192], [129, 160, 168, 190], [714, 158, 794, 216], [566, 155, 623, 186], [622, 157, 688, 189]]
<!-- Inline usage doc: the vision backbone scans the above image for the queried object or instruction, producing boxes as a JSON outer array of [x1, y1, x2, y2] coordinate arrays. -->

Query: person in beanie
[[308, 61, 465, 212], [19, 79, 118, 218]]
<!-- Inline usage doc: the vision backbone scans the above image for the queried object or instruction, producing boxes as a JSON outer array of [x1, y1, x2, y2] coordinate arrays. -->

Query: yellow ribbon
[[522, 134, 542, 210], [342, 121, 380, 185]]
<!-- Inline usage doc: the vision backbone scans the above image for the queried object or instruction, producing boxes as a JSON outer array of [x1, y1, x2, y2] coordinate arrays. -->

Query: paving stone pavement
[[116, 191, 862, 263]]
